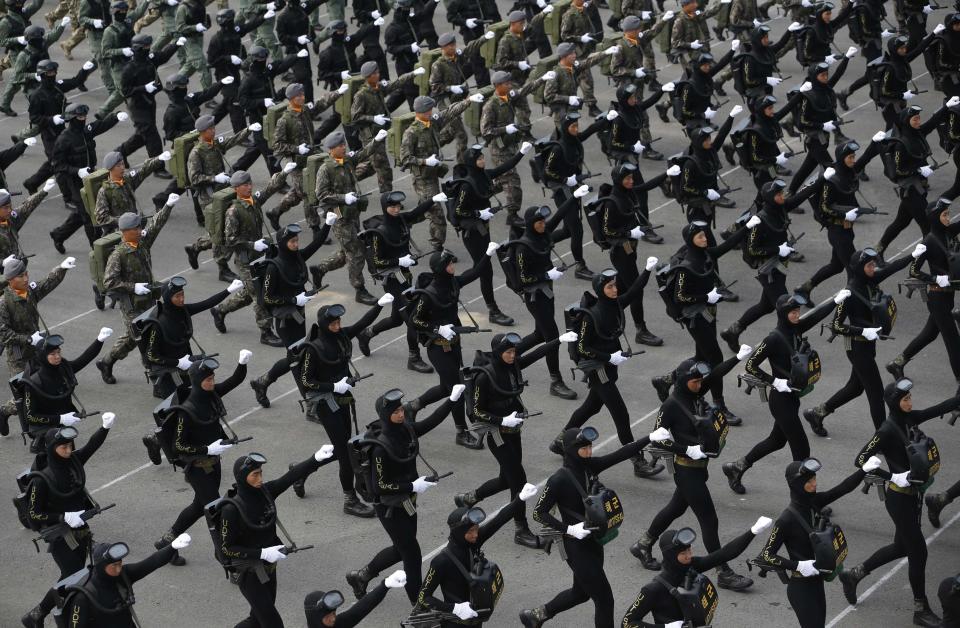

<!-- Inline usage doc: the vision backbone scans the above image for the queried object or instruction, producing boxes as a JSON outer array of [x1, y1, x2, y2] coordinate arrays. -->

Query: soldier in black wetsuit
[[304, 570, 407, 628]]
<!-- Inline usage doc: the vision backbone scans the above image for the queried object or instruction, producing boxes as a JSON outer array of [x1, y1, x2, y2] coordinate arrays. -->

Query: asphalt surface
[[0, 1, 958, 626]]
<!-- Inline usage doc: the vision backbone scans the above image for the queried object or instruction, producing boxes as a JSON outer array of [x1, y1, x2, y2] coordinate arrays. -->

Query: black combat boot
[[346, 566, 372, 599], [488, 304, 514, 326], [722, 457, 751, 494], [716, 563, 753, 590], [407, 351, 433, 373], [343, 491, 375, 517], [184, 244, 200, 269], [629, 530, 661, 570], [720, 320, 743, 354], [803, 404, 829, 437], [913, 597, 941, 627], [211, 306, 227, 333], [96, 358, 116, 384], [549, 375, 577, 400], [632, 452, 664, 478], [143, 433, 162, 465], [455, 429, 484, 450], [519, 606, 551, 628], [357, 328, 373, 356], [839, 563, 868, 604], [514, 521, 542, 548], [250, 374, 272, 408]]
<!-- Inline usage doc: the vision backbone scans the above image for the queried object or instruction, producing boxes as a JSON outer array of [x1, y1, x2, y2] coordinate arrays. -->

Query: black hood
[[927, 198, 950, 239], [658, 528, 694, 581], [775, 293, 805, 330], [785, 460, 816, 509]]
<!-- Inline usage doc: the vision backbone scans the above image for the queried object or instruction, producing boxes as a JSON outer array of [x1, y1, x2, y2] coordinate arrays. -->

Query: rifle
[[33, 503, 116, 552], [819, 323, 893, 343], [402, 609, 492, 627], [737, 373, 801, 402], [646, 446, 676, 474], [861, 473, 886, 501], [452, 325, 491, 334], [757, 232, 804, 276], [899, 278, 960, 302], [538, 525, 600, 559], [746, 558, 832, 584]]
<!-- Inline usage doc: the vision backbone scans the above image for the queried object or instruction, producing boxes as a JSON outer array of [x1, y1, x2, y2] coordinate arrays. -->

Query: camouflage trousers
[[638, 37, 657, 73], [274, 168, 309, 224], [359, 136, 393, 193], [192, 233, 230, 265], [0, 52, 11, 79], [46, 0, 85, 55], [98, 66, 126, 117], [219, 262, 272, 331], [413, 176, 445, 250], [439, 117, 468, 164], [316, 216, 366, 289], [490, 147, 521, 220], [0, 348, 23, 417], [108, 307, 144, 363], [579, 66, 597, 108]]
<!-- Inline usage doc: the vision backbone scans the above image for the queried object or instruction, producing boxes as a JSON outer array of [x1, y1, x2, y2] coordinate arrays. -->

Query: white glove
[[823, 54, 836, 65], [704, 107, 716, 120], [249, 122, 262, 132], [174, 36, 186, 46], [59, 256, 77, 270], [170, 533, 191, 550], [519, 483, 538, 501], [649, 427, 672, 442], [425, 155, 441, 167], [574, 184, 590, 198], [707, 287, 722, 304], [935, 22, 947, 33], [449, 384, 466, 402], [645, 257, 659, 271], [333, 377, 353, 394], [568, 95, 580, 106], [231, 54, 242, 65], [485, 241, 500, 256], [520, 141, 533, 155], [734, 344, 752, 361], [690, 39, 702, 49], [685, 445, 707, 460], [64, 511, 85, 528], [903, 90, 915, 100], [923, 3, 934, 13], [863, 455, 882, 472], [862, 327, 882, 341], [519, 61, 531, 71], [214, 172, 231, 184], [778, 243, 794, 257], [52, 113, 65, 126], [912, 243, 927, 258], [145, 82, 159, 94], [776, 153, 789, 166], [134, 283, 151, 296], [194, 23, 206, 32], [30, 330, 44, 346], [283, 162, 297, 173], [96, 327, 113, 342], [297, 143, 310, 155], [822, 121, 837, 132], [751, 516, 773, 535], [559, 331, 578, 343], [413, 66, 426, 76], [640, 10, 652, 18], [833, 288, 851, 304], [948, 96, 960, 108], [122, 47, 134, 57], [566, 522, 592, 539], [633, 140, 645, 154], [845, 208, 859, 222], [374, 129, 388, 142], [478, 208, 495, 221], [543, 70, 557, 81], [384, 570, 406, 588], [297, 34, 310, 44], [468, 93, 485, 103], [502, 411, 524, 428], [662, 81, 676, 92], [731, 38, 741, 51], [295, 292, 313, 307], [14, 36, 25, 45], [547, 267, 564, 280], [296, 49, 309, 58], [340, 70, 351, 80], [337, 83, 350, 94], [630, 226, 645, 239], [260, 545, 287, 563], [101, 412, 115, 429], [936, 275, 951, 288], [773, 378, 792, 393], [377, 293, 395, 306], [177, 354, 193, 370], [398, 255, 416, 268], [371, 9, 381, 18], [412, 476, 437, 493], [315, 444, 335, 461], [159, 150, 172, 162], [824, 167, 836, 180], [890, 471, 911, 488], [263, 7, 275, 16], [253, 239, 269, 252], [662, 10, 675, 20], [800, 81, 813, 93], [60, 412, 81, 426], [846, 46, 858, 58], [608, 350, 629, 366], [882, 28, 895, 38], [730, 104, 743, 117], [797, 560, 820, 577], [264, 97, 275, 107], [580, 33, 594, 44], [373, 114, 389, 126], [452, 603, 478, 621], [438, 324, 456, 341], [344, 192, 358, 205], [667, 164, 681, 176], [93, 18, 103, 28], [207, 439, 233, 455], [605, 109, 619, 121], [432, 192, 448, 203], [707, 189, 721, 201], [665, 623, 685, 628], [228, 279, 244, 294], [919, 165, 934, 178], [565, 174, 579, 187], [466, 17, 478, 28], [765, 76, 783, 89], [634, 68, 646, 78]]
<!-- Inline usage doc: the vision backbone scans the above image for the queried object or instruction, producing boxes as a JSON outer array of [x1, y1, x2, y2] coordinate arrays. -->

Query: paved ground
[[0, 1, 958, 626]]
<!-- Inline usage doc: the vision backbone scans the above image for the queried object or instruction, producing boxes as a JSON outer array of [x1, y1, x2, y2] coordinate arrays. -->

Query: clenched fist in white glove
[[122, 47, 134, 57], [646, 256, 658, 271], [707, 287, 723, 304], [633, 140, 645, 154], [751, 516, 773, 534], [134, 283, 151, 296], [377, 293, 395, 307], [559, 331, 579, 342], [797, 560, 820, 577], [690, 39, 702, 49], [177, 355, 193, 370], [630, 226, 644, 239], [568, 95, 580, 106], [412, 476, 437, 493], [398, 254, 416, 268], [565, 174, 579, 187], [315, 444, 335, 461], [207, 439, 233, 455], [101, 412, 115, 429], [501, 411, 524, 428], [452, 603, 478, 621], [704, 107, 716, 120], [667, 164, 681, 176], [822, 121, 836, 132], [253, 239, 269, 252], [166, 192, 180, 206], [325, 211, 338, 226], [737, 344, 753, 360], [486, 241, 500, 256], [264, 97, 275, 107], [260, 545, 287, 563], [295, 292, 313, 307], [337, 83, 349, 94], [649, 427, 672, 442], [547, 267, 564, 281], [778, 243, 794, 257], [97, 327, 113, 342], [296, 49, 309, 58], [333, 377, 353, 394], [776, 153, 789, 166], [861, 327, 882, 341], [846, 46, 858, 58], [297, 143, 310, 155], [911, 243, 927, 259], [706, 189, 721, 201], [449, 383, 466, 402], [344, 192, 358, 205], [685, 445, 707, 460], [479, 208, 494, 221], [862, 455, 882, 472], [936, 275, 951, 288], [520, 141, 534, 155], [605, 109, 619, 121], [215, 172, 231, 184], [384, 570, 406, 588], [799, 81, 813, 92], [231, 54, 242, 65], [890, 471, 911, 488], [823, 166, 836, 180], [729, 104, 743, 117], [31, 330, 44, 345], [468, 93, 485, 103], [834, 288, 851, 304], [425, 154, 441, 167], [566, 522, 592, 539], [228, 279, 244, 294], [903, 90, 915, 100], [145, 82, 159, 94], [171, 533, 191, 549], [662, 81, 676, 92], [845, 208, 858, 222], [60, 257, 77, 270], [574, 184, 590, 198], [375, 129, 389, 141]]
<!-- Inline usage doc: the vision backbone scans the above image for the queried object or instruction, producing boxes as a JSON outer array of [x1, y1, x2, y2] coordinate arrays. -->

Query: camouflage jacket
[[187, 129, 251, 206], [428, 38, 484, 106], [671, 5, 721, 53], [543, 51, 605, 110], [399, 98, 472, 177], [479, 80, 537, 151], [351, 72, 415, 139], [94, 157, 164, 228], [560, 5, 596, 56], [225, 170, 288, 262], [103, 202, 173, 311], [274, 90, 342, 166], [610, 27, 665, 83], [0, 266, 67, 355], [0, 189, 48, 260], [729, 0, 760, 30], [493, 12, 548, 83], [10, 24, 65, 79], [0, 0, 41, 48], [621, 0, 658, 25], [315, 141, 377, 220]]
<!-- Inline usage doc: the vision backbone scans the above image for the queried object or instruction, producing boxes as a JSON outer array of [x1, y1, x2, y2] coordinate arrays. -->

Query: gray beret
[[438, 31, 456, 46], [0, 190, 11, 207], [680, 0, 696, 6], [322, 131, 346, 150], [117, 212, 141, 230], [194, 114, 215, 132], [102, 151, 124, 169], [413, 95, 436, 113], [3, 257, 25, 280], [508, 9, 526, 22], [557, 42, 576, 57], [491, 70, 512, 85], [621, 15, 642, 30], [284, 82, 304, 99], [360, 60, 379, 78], [230, 171, 252, 187]]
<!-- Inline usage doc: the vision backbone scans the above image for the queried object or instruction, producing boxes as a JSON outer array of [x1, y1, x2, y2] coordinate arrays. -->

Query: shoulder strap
[[786, 504, 815, 534], [559, 466, 590, 499], [441, 547, 473, 581]]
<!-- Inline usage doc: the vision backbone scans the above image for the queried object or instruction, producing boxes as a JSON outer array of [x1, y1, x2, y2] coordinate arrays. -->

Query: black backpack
[[439, 548, 505, 623], [771, 328, 821, 394], [793, 25, 815, 66], [584, 185, 614, 250], [495, 241, 526, 295], [563, 291, 597, 364], [654, 248, 691, 323]]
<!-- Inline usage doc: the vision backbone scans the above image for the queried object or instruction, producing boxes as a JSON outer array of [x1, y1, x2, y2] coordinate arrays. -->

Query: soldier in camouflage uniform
[[671, 0, 727, 70], [210, 165, 295, 346], [619, 0, 665, 79], [0, 21, 67, 116], [494, 8, 550, 84], [173, 0, 210, 88], [78, 0, 113, 90], [480, 69, 542, 227], [98, 0, 150, 118], [266, 81, 347, 230], [0, 182, 55, 265], [132, 0, 173, 37], [559, 0, 601, 116], [400, 93, 477, 251], [312, 129, 383, 305], [350, 61, 419, 194], [543, 41, 615, 125], [184, 114, 252, 282], [0, 0, 43, 78], [0, 256, 71, 423], [238, 0, 280, 60], [93, 150, 167, 229], [428, 31, 488, 162], [97, 198, 178, 383], [45, 0, 85, 59]]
